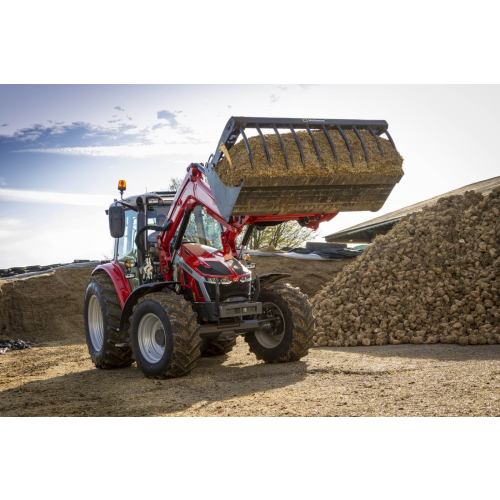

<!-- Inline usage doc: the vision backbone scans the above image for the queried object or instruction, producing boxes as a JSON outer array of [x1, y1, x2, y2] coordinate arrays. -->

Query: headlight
[[204, 277, 233, 285], [240, 275, 251, 283]]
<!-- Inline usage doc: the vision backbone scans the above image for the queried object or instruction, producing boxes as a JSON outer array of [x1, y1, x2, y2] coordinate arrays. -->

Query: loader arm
[[157, 163, 339, 278]]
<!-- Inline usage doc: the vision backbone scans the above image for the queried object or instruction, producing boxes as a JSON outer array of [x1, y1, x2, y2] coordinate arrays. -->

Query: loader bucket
[[205, 117, 404, 220]]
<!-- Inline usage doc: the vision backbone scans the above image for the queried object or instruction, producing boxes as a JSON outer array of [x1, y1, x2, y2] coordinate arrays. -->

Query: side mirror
[[109, 204, 125, 238]]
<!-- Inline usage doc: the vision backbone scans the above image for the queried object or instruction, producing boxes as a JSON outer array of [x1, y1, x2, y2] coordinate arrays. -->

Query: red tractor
[[83, 117, 402, 378]]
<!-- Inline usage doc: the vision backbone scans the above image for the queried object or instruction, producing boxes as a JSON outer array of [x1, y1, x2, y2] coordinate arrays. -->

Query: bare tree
[[168, 177, 183, 191], [247, 222, 316, 250]]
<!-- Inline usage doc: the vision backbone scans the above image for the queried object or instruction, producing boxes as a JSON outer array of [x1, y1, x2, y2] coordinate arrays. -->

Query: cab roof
[[121, 191, 177, 209]]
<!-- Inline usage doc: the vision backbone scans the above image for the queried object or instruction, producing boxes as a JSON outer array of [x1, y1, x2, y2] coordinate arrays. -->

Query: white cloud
[[156, 109, 193, 134], [0, 217, 23, 227], [0, 229, 20, 238], [0, 222, 111, 268], [15, 142, 209, 158], [0, 219, 22, 239], [0, 177, 6, 186], [0, 188, 111, 207]]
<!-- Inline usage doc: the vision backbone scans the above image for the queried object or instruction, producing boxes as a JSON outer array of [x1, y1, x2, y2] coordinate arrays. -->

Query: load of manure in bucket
[[312, 188, 500, 347], [216, 129, 404, 187]]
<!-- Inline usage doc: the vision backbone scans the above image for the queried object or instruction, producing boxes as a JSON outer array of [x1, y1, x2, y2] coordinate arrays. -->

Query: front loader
[[83, 117, 403, 378]]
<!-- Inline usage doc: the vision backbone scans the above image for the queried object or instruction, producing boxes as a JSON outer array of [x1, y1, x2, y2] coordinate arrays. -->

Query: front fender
[[92, 262, 131, 308], [257, 273, 291, 288], [119, 281, 180, 333]]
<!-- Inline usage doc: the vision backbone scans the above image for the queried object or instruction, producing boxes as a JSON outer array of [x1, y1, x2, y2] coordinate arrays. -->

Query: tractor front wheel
[[130, 292, 201, 378], [245, 284, 315, 363]]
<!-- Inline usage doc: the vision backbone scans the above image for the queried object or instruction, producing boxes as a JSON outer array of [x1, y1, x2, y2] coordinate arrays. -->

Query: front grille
[[204, 280, 251, 301]]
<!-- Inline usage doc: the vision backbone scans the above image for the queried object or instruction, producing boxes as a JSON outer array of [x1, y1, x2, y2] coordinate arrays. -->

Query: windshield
[[184, 205, 223, 251]]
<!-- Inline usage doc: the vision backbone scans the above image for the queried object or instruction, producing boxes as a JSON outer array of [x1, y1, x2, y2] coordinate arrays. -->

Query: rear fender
[[92, 262, 131, 308], [119, 281, 180, 333]]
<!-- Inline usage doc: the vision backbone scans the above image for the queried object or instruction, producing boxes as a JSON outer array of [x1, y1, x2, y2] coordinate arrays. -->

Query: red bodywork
[[97, 164, 338, 306]]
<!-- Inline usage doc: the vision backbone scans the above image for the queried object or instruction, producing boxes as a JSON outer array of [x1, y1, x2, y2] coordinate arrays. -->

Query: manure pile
[[0, 267, 92, 344], [216, 129, 403, 187], [250, 255, 353, 297], [312, 189, 500, 347]]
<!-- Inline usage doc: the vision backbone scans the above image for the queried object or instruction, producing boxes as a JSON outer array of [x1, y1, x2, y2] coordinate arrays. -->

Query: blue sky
[[0, 84, 499, 268]]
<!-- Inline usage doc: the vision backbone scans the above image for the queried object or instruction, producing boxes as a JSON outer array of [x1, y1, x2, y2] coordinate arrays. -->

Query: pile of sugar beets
[[312, 188, 500, 347]]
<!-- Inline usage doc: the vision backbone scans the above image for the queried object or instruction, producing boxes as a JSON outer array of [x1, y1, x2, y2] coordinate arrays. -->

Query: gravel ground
[[1, 339, 498, 416]]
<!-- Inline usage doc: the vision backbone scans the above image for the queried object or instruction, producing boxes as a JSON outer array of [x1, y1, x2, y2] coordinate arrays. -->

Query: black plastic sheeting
[[0, 260, 102, 280], [279, 247, 363, 259], [312, 248, 363, 259], [0, 339, 35, 354]]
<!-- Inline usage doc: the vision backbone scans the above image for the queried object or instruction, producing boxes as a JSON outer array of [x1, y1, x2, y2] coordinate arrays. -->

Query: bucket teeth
[[289, 125, 305, 167], [321, 125, 337, 162], [272, 125, 289, 170], [239, 126, 254, 169], [255, 125, 272, 168], [353, 126, 370, 168], [336, 125, 354, 167]]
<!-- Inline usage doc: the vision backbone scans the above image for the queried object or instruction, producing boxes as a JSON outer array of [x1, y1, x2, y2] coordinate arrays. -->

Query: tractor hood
[[179, 243, 250, 280]]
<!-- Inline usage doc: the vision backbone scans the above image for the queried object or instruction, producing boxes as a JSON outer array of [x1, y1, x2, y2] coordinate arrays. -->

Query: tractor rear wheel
[[245, 283, 315, 363], [83, 273, 134, 369], [130, 292, 201, 378], [200, 337, 237, 357]]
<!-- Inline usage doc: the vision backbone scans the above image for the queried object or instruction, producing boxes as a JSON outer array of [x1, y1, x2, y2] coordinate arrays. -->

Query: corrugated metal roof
[[325, 176, 500, 243]]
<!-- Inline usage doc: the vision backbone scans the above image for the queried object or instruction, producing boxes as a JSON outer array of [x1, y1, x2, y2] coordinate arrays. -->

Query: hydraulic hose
[[134, 222, 172, 257]]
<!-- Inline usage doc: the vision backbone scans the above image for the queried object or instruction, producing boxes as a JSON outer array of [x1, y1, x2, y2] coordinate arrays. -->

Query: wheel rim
[[88, 295, 104, 351], [138, 313, 166, 363], [255, 302, 285, 348]]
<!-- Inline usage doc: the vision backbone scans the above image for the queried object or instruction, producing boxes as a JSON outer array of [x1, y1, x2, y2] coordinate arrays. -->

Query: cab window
[[184, 205, 223, 251], [117, 209, 137, 261]]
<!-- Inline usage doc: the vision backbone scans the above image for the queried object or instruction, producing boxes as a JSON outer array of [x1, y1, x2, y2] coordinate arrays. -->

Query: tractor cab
[[109, 189, 176, 290]]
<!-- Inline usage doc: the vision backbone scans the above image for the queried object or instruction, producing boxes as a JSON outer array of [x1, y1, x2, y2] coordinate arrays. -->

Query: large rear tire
[[245, 283, 315, 363], [83, 273, 134, 369], [130, 292, 201, 378], [200, 337, 237, 357]]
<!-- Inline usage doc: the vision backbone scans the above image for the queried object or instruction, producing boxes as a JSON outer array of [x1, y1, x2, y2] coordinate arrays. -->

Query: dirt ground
[[251, 255, 352, 297], [1, 339, 498, 417]]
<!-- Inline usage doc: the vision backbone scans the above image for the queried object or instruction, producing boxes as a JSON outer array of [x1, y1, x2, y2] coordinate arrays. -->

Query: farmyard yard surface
[[1, 339, 498, 416]]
